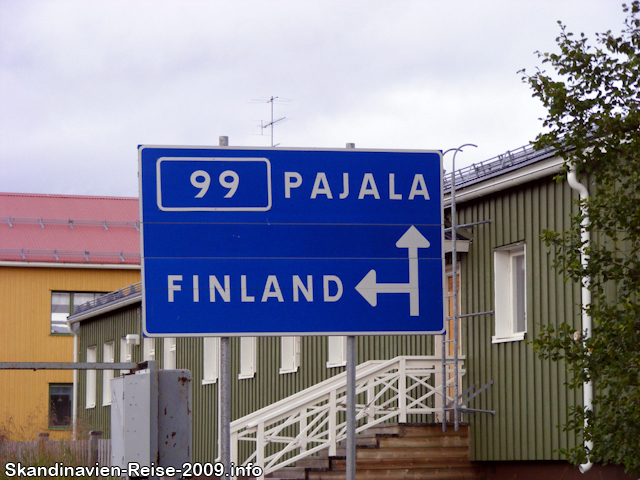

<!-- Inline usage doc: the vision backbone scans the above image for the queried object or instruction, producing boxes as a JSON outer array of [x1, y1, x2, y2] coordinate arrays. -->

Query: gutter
[[566, 165, 593, 474]]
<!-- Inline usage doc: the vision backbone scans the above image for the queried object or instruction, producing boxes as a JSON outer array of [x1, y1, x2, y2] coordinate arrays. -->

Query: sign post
[[139, 145, 444, 479]]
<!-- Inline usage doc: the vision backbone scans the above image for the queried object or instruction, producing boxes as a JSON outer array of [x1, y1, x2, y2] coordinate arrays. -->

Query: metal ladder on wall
[[441, 146, 495, 432]]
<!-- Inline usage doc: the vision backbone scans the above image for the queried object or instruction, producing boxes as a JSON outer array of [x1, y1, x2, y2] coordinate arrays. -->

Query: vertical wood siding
[[74, 173, 585, 464], [0, 266, 139, 440], [77, 307, 142, 438], [78, 307, 435, 463], [457, 175, 582, 461]]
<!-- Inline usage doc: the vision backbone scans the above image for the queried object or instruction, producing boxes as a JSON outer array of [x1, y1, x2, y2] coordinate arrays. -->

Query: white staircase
[[230, 356, 465, 479]]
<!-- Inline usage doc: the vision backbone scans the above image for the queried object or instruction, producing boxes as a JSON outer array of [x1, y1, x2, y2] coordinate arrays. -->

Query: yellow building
[[0, 193, 140, 440]]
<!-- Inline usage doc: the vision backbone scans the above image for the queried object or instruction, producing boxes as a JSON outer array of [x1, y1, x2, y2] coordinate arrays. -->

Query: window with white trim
[[327, 336, 347, 368], [239, 337, 256, 379], [493, 244, 527, 343], [102, 342, 114, 406], [120, 337, 132, 376], [164, 337, 176, 369], [203, 337, 220, 385], [143, 337, 156, 361], [86, 346, 97, 409], [280, 336, 300, 374], [51, 292, 104, 334]]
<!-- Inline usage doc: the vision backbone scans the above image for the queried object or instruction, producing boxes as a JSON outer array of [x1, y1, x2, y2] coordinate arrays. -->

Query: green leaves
[[524, 2, 640, 476]]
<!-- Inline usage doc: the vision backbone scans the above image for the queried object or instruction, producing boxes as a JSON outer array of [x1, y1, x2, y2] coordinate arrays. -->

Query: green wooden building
[[68, 144, 631, 479]]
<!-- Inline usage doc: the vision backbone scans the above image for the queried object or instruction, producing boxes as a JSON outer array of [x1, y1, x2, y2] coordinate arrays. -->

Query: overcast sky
[[0, 1, 627, 198]]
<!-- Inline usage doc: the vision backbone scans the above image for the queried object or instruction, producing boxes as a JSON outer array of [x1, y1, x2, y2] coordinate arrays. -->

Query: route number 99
[[190, 170, 239, 198]]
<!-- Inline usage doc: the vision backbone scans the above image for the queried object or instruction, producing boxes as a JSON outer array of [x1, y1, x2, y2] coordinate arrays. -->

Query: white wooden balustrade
[[229, 355, 464, 479]]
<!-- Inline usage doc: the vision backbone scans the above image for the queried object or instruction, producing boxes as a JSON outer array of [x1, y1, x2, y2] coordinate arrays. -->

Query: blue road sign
[[139, 146, 444, 336]]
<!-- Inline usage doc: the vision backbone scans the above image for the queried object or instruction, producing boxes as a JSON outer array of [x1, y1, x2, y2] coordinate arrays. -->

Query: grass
[[0, 414, 108, 480], [0, 439, 86, 479]]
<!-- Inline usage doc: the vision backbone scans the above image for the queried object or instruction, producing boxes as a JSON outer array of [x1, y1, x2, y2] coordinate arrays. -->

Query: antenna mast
[[261, 96, 287, 147]]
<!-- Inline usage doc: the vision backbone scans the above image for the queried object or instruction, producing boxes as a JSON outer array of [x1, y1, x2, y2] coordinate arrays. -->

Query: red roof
[[0, 193, 140, 265]]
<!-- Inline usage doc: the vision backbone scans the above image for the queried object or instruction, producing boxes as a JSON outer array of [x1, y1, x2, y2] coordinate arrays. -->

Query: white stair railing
[[230, 355, 464, 479]]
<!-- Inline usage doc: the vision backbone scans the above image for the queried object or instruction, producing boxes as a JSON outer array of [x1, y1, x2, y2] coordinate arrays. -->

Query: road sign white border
[[156, 157, 272, 212], [138, 145, 445, 337]]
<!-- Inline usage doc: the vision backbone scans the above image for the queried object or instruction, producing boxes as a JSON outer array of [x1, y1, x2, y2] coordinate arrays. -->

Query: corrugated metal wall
[[456, 174, 582, 461]]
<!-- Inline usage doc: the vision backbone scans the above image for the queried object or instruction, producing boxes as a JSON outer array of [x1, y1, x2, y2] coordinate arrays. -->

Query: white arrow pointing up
[[355, 225, 430, 316]]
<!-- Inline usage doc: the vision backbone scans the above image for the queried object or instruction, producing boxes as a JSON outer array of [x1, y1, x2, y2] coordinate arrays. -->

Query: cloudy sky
[[0, 1, 627, 198]]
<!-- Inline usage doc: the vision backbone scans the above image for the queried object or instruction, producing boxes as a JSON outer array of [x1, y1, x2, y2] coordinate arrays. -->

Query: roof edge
[[68, 292, 141, 323], [0, 261, 140, 270], [444, 155, 564, 206], [0, 192, 137, 201]]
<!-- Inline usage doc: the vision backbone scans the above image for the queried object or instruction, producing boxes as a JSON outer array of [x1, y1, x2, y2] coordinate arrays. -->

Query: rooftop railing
[[1, 216, 140, 230], [0, 248, 140, 263], [443, 144, 556, 192], [72, 282, 142, 316]]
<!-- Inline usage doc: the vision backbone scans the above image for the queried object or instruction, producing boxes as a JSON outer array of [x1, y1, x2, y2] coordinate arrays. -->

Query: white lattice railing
[[230, 355, 464, 479]]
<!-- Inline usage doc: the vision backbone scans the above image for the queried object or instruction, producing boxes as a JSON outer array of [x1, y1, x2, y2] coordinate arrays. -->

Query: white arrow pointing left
[[355, 225, 430, 316]]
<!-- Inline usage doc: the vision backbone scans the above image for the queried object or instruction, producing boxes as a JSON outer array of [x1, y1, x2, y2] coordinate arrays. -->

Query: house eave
[[444, 156, 564, 206], [68, 291, 141, 324]]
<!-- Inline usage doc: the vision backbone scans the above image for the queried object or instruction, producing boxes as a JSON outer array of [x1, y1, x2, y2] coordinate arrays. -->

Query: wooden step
[[355, 424, 405, 437], [295, 455, 331, 469], [308, 466, 484, 480], [402, 425, 469, 438], [270, 423, 479, 480], [353, 446, 469, 461], [378, 434, 469, 449], [355, 423, 469, 439], [331, 457, 473, 470], [354, 436, 379, 448], [265, 466, 306, 479]]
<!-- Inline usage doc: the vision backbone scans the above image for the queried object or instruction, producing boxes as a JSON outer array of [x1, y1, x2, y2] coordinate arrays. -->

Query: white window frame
[[327, 336, 347, 368], [279, 336, 301, 374], [102, 341, 114, 406], [120, 337, 132, 376], [85, 346, 97, 409], [493, 243, 527, 343], [202, 337, 220, 385], [164, 337, 177, 370], [143, 337, 156, 361], [238, 337, 256, 379], [51, 291, 103, 334]]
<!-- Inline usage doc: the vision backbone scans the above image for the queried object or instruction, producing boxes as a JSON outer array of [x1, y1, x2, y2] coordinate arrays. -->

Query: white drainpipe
[[566, 165, 593, 474], [67, 319, 79, 441]]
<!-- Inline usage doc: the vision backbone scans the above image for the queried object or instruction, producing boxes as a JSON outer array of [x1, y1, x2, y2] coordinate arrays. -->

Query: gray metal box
[[158, 370, 192, 468], [110, 367, 191, 470]]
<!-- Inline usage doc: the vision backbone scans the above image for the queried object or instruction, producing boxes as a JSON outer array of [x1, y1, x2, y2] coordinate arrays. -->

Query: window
[[49, 384, 72, 429], [202, 337, 220, 385], [493, 244, 527, 343], [164, 337, 176, 369], [280, 336, 300, 374], [143, 337, 156, 361], [327, 336, 347, 368], [51, 292, 103, 334], [120, 337, 131, 376], [239, 337, 256, 379], [86, 346, 97, 409], [102, 342, 114, 406]]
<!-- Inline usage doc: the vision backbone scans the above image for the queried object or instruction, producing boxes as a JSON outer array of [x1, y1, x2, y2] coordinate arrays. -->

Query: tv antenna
[[252, 96, 289, 147]]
